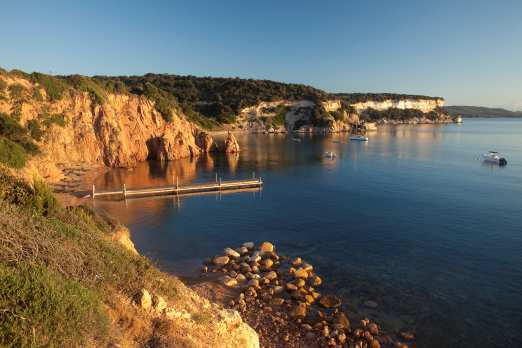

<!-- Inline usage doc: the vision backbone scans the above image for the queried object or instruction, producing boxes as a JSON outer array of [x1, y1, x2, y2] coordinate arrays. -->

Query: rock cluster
[[202, 241, 413, 348]]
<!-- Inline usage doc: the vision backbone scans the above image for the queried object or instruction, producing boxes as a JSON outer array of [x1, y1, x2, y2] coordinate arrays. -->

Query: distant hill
[[443, 105, 522, 117]]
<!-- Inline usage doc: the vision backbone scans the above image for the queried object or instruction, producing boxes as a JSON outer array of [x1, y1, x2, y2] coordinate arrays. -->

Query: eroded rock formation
[[0, 75, 220, 182]]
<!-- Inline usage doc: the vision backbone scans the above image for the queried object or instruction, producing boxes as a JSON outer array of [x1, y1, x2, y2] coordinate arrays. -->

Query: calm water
[[94, 118, 522, 347]]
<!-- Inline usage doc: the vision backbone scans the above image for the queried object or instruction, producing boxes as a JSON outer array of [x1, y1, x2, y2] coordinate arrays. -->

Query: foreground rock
[[199, 241, 413, 348]]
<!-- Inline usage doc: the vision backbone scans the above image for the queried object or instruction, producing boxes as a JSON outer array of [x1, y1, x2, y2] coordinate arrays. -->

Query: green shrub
[[31, 88, 44, 102], [8, 69, 30, 80], [0, 78, 7, 91], [30, 73, 69, 101], [0, 168, 58, 215], [27, 120, 43, 141], [7, 84, 26, 100], [0, 137, 26, 169], [0, 263, 108, 348], [0, 113, 39, 155], [32, 180, 59, 216], [67, 75, 107, 105], [43, 113, 66, 128], [273, 105, 288, 126]]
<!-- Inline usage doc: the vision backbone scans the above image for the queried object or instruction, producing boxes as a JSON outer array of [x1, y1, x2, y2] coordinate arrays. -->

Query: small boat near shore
[[350, 135, 369, 141], [481, 151, 507, 166], [324, 151, 336, 159]]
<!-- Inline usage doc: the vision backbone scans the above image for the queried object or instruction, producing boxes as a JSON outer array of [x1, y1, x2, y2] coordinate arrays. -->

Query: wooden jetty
[[90, 176, 263, 200]]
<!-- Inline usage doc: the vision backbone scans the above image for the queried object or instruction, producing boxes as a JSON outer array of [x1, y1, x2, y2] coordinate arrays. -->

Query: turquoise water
[[94, 118, 522, 347]]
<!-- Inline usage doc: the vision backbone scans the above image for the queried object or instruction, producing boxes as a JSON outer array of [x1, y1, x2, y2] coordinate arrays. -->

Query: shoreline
[[192, 241, 415, 348]]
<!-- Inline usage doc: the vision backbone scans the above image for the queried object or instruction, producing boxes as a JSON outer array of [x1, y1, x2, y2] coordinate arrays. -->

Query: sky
[[1, 0, 521, 109]]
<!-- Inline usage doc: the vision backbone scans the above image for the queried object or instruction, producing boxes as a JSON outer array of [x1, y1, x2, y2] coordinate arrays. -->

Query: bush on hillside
[[7, 84, 27, 101], [66, 75, 107, 105], [0, 138, 27, 169], [0, 263, 108, 348], [42, 113, 67, 128], [31, 73, 70, 101], [0, 113, 39, 155], [0, 168, 58, 216], [27, 119, 43, 141]]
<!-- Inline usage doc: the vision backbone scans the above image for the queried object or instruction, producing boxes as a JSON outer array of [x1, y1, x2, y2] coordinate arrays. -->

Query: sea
[[93, 118, 522, 347]]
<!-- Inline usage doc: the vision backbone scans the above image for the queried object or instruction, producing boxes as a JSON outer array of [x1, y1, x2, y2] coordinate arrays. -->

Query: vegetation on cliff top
[[1, 67, 445, 128], [334, 92, 442, 103]]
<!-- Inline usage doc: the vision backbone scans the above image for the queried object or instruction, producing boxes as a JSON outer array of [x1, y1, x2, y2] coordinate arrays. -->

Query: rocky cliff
[[0, 73, 218, 183], [350, 98, 444, 113], [235, 96, 452, 133]]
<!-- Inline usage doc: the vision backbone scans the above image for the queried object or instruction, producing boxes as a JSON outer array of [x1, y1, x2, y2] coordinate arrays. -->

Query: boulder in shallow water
[[224, 247, 240, 258], [259, 241, 274, 253], [213, 255, 230, 266], [221, 132, 240, 153], [242, 242, 254, 249], [319, 294, 341, 308], [294, 267, 309, 279], [223, 276, 238, 287]]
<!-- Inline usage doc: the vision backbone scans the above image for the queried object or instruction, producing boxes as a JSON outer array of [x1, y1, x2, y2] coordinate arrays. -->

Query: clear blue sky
[[1, 0, 521, 109]]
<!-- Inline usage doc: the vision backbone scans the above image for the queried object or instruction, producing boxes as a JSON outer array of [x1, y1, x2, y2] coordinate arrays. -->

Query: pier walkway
[[90, 177, 263, 200]]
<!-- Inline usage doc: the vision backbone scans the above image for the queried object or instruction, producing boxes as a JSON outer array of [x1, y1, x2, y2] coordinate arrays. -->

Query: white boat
[[350, 135, 369, 141], [482, 151, 507, 166], [324, 151, 336, 159]]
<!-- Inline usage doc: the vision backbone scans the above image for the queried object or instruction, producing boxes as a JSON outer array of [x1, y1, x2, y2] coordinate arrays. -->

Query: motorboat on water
[[482, 151, 507, 166], [324, 151, 336, 159], [349, 135, 369, 141]]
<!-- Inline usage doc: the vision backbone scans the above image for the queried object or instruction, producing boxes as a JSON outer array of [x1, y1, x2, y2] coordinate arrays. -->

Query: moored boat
[[482, 151, 507, 166], [349, 135, 369, 141]]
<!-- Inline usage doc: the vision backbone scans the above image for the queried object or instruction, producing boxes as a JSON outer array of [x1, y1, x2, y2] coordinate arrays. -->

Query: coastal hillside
[[443, 105, 522, 117], [0, 165, 259, 347], [0, 69, 223, 186], [0, 67, 455, 184], [0, 70, 452, 155]]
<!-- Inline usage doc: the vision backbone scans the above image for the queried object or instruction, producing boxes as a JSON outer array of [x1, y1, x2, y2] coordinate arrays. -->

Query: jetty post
[[92, 184, 95, 199], [123, 184, 127, 200]]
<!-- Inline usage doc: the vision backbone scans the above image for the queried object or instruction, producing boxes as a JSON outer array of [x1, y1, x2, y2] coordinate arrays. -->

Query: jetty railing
[[91, 176, 263, 200]]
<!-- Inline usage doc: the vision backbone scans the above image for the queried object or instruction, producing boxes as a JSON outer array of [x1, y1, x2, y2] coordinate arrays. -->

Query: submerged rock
[[319, 294, 341, 308], [224, 247, 240, 258], [213, 255, 230, 266]]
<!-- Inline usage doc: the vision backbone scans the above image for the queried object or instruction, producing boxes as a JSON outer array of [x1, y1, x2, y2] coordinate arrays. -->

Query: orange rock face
[[0, 75, 218, 182], [222, 132, 240, 153]]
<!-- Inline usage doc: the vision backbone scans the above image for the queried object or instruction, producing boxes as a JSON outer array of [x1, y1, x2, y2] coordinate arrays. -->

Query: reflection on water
[[94, 119, 522, 348]]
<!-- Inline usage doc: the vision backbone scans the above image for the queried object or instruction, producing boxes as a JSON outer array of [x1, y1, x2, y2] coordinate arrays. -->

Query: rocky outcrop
[[133, 286, 260, 348], [0, 75, 216, 182], [221, 132, 240, 153], [236, 96, 453, 133]]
